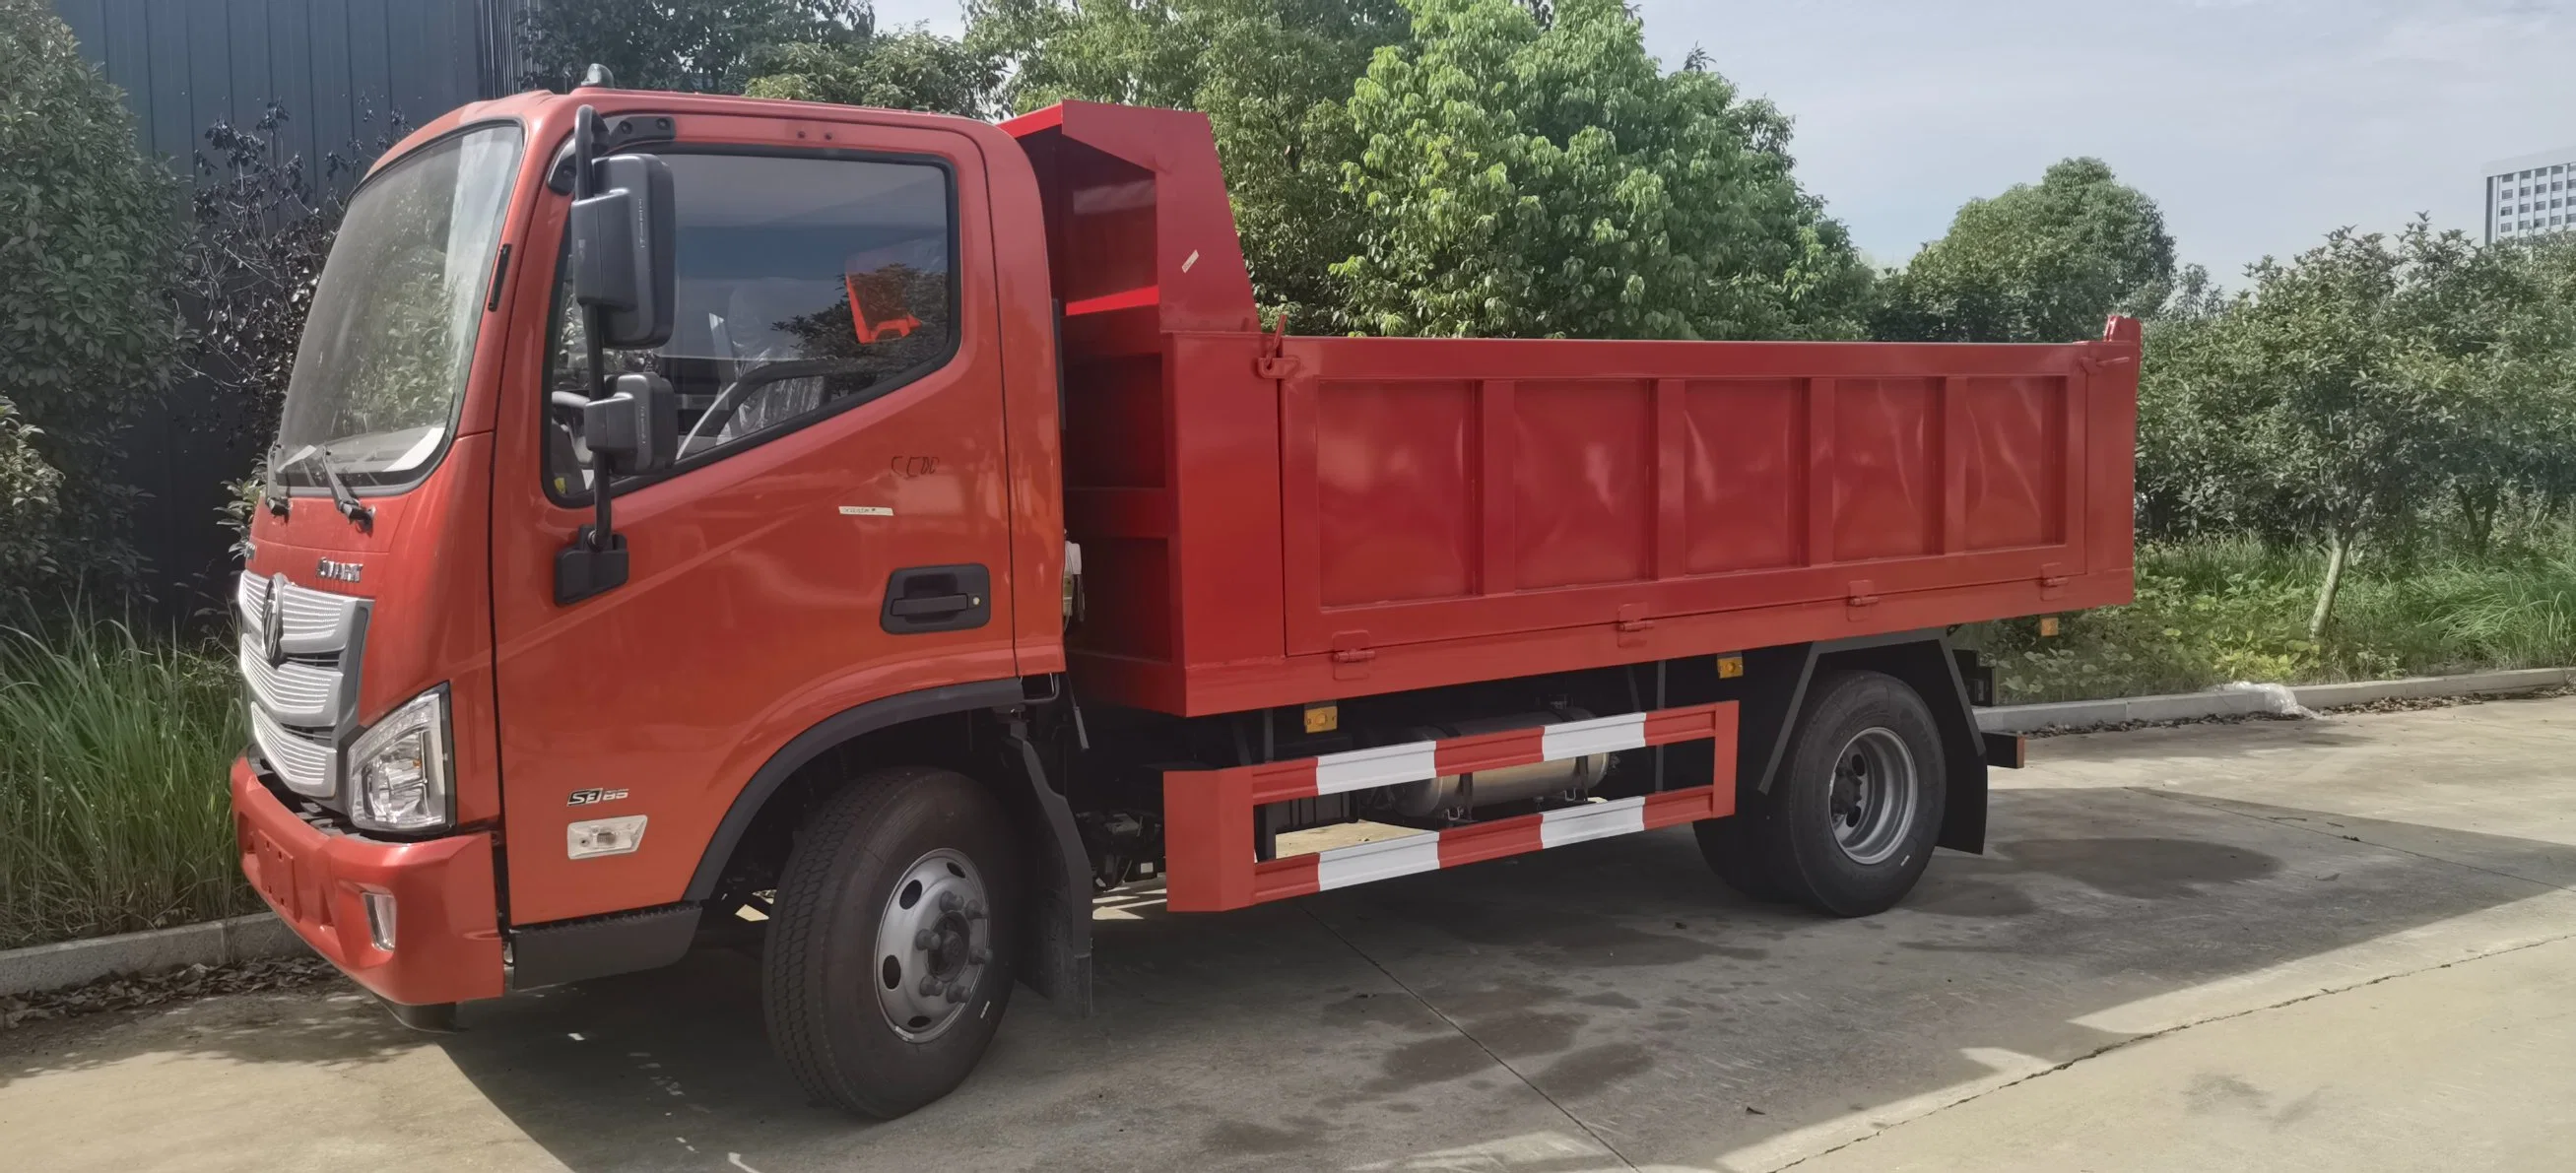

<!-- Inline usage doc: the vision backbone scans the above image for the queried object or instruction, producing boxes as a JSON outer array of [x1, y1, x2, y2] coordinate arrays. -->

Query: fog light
[[363, 890, 398, 951], [567, 815, 648, 860]]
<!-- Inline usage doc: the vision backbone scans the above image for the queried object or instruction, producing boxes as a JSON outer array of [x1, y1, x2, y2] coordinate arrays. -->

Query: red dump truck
[[230, 87, 2140, 1117]]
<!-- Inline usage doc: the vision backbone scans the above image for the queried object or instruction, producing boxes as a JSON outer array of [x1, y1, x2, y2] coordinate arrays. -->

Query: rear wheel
[[762, 766, 1019, 1118], [1696, 670, 1946, 916]]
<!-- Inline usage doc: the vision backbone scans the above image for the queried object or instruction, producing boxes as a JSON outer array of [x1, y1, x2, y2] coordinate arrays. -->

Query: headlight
[[346, 685, 453, 833]]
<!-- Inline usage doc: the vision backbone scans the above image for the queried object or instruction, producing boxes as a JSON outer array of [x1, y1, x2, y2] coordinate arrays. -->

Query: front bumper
[[231, 756, 504, 1006]]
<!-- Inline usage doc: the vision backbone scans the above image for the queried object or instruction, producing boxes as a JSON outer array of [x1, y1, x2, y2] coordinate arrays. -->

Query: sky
[[869, 0, 2576, 281]]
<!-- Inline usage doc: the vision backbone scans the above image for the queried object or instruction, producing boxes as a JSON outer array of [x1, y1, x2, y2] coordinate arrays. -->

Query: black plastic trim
[[509, 902, 699, 990], [999, 714, 1094, 1016], [680, 679, 1029, 902]]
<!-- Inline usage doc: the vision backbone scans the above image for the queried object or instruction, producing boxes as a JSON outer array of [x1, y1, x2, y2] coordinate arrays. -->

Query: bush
[[181, 102, 399, 452], [0, 398, 64, 574], [0, 0, 183, 594], [1972, 535, 2576, 703], [0, 608, 251, 950]]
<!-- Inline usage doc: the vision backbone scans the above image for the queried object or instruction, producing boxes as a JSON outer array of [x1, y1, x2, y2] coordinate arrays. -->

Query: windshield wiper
[[262, 443, 291, 517], [278, 444, 374, 532]]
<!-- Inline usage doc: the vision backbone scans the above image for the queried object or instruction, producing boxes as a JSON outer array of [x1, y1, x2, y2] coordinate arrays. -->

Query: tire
[[1697, 670, 1946, 917], [762, 766, 1019, 1118]]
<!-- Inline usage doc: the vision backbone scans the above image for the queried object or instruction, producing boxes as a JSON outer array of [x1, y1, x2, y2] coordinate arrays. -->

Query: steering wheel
[[676, 358, 865, 459]]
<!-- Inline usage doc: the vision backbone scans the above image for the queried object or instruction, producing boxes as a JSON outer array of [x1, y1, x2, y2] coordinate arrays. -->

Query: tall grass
[[0, 608, 252, 950], [1972, 535, 2576, 703]]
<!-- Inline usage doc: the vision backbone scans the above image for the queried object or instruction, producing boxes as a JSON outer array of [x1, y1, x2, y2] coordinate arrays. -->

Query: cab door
[[487, 114, 1016, 926]]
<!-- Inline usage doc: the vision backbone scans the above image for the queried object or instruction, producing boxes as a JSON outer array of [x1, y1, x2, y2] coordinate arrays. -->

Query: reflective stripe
[[1312, 741, 1438, 796], [1539, 796, 1647, 849], [1541, 711, 1648, 760], [1315, 833, 1443, 890]]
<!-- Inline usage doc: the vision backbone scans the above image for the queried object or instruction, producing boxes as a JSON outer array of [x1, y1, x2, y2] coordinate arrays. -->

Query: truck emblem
[[567, 787, 629, 807], [317, 558, 363, 583], [262, 572, 288, 667]]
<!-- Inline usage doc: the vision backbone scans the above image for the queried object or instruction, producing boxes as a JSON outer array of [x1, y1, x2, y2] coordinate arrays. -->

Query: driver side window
[[544, 151, 958, 499]]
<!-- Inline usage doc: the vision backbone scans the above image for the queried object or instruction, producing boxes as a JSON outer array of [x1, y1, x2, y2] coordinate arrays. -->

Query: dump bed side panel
[[1276, 334, 2132, 659]]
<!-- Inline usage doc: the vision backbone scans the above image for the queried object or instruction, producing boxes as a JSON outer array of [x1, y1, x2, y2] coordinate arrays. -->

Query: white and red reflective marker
[[1162, 701, 1738, 912]]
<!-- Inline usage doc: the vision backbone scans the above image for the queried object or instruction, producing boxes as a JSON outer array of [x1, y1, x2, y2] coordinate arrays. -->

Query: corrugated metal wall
[[49, 0, 523, 613], [53, 0, 520, 176]]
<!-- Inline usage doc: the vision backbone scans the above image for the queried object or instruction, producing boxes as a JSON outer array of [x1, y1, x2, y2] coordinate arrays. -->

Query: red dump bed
[[1005, 102, 2140, 718]]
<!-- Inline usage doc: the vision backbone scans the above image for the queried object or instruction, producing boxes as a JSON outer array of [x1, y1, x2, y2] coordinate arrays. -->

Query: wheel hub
[[873, 849, 990, 1041], [1828, 726, 1918, 866]]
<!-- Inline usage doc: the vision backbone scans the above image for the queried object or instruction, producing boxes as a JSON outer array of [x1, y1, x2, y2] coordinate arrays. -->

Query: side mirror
[[567, 153, 676, 350], [581, 372, 679, 476]]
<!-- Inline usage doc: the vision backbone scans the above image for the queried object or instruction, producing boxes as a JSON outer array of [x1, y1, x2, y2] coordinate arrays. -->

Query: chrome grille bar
[[236, 570, 368, 800]]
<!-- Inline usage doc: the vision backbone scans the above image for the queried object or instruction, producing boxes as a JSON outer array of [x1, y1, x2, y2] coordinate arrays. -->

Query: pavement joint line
[[1297, 904, 1641, 1172], [1765, 925, 2576, 1173], [2128, 786, 2576, 896]]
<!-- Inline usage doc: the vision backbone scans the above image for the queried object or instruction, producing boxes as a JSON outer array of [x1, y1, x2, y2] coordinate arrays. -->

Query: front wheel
[[1697, 670, 1946, 917], [762, 766, 1019, 1118]]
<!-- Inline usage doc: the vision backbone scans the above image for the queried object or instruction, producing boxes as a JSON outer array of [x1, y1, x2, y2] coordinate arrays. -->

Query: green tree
[[517, 0, 870, 93], [0, 0, 181, 593], [1875, 158, 2175, 343], [2430, 232, 2576, 553], [969, 0, 1406, 320], [2142, 222, 2495, 637], [743, 29, 1001, 115], [1326, 0, 1871, 339]]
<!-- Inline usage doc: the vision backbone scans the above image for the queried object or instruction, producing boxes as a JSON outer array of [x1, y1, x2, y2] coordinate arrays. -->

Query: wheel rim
[[1828, 727, 1919, 866], [872, 848, 990, 1042]]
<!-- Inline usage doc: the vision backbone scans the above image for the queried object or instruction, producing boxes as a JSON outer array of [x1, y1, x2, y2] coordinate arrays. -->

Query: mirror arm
[[557, 104, 630, 606], [573, 105, 616, 556]]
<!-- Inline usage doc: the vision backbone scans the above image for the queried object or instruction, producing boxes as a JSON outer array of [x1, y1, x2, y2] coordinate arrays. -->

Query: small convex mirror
[[581, 372, 680, 475]]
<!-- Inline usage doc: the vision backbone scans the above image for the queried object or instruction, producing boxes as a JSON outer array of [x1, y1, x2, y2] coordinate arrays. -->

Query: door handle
[[888, 593, 974, 619], [882, 564, 992, 633]]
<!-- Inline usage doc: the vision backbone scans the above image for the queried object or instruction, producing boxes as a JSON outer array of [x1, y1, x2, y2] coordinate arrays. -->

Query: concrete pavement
[[5, 695, 2575, 1171]]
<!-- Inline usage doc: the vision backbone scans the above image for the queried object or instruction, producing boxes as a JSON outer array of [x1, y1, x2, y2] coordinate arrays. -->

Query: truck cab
[[235, 88, 1075, 1022], [233, 86, 2138, 1120]]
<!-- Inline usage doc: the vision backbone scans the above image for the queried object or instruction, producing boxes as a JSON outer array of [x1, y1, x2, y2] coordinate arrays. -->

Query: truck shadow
[[417, 782, 2576, 1173]]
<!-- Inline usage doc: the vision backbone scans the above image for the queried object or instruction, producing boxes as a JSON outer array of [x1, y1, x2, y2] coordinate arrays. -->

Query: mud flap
[[1001, 717, 1094, 1016]]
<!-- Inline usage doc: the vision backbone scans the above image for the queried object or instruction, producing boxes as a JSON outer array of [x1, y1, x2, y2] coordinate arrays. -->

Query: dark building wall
[[49, 0, 522, 615]]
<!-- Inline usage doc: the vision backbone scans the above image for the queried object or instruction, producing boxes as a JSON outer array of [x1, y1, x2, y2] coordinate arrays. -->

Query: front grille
[[237, 572, 369, 801]]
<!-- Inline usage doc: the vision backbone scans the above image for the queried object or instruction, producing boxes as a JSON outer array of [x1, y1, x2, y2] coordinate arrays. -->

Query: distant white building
[[2485, 148, 2576, 243]]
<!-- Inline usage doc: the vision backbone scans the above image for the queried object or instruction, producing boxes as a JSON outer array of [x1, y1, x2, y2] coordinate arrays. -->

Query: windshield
[[275, 123, 522, 489]]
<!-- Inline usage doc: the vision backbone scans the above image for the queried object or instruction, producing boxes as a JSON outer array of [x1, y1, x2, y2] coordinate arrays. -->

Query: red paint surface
[[1004, 106, 2142, 717], [232, 92, 2138, 971], [479, 101, 1049, 924], [232, 759, 504, 1005]]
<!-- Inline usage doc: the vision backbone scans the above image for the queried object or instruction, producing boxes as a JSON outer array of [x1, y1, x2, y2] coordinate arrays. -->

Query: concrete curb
[[0, 913, 306, 999], [1978, 667, 2575, 735]]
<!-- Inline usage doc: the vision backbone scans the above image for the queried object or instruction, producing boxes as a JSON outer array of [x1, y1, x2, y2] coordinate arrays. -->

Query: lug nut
[[964, 900, 987, 921], [918, 974, 942, 997], [969, 945, 991, 964], [914, 929, 936, 950], [938, 890, 962, 913], [945, 982, 968, 1004]]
